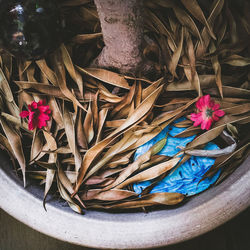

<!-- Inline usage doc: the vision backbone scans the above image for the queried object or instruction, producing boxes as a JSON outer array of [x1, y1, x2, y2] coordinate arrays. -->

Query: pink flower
[[20, 100, 51, 130], [190, 95, 225, 130]]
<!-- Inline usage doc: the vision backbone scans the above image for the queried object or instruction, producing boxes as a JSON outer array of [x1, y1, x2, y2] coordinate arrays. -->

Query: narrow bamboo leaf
[[43, 169, 55, 210], [169, 27, 184, 78], [116, 158, 179, 189], [92, 193, 184, 209], [36, 60, 58, 86], [60, 44, 84, 96], [15, 81, 66, 99], [111, 83, 136, 117], [75, 86, 163, 193], [103, 135, 168, 191], [52, 51, 87, 112], [63, 104, 82, 172], [181, 0, 216, 39], [196, 0, 224, 57], [173, 7, 203, 43], [0, 68, 20, 117], [72, 33, 102, 44], [210, 42, 223, 98], [82, 189, 137, 201], [77, 67, 130, 89], [30, 129, 44, 163], [83, 102, 94, 144], [0, 117, 26, 186], [76, 109, 88, 149], [96, 108, 108, 143], [57, 162, 85, 208], [152, 98, 198, 126], [222, 55, 250, 67], [57, 177, 83, 214]]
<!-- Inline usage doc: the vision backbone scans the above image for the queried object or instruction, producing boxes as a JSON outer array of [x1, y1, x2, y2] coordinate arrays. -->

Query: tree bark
[[93, 0, 146, 75]]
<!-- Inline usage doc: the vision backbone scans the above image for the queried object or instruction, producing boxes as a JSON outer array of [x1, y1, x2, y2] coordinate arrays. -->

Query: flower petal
[[193, 113, 203, 127], [38, 105, 50, 113], [201, 119, 208, 130], [30, 101, 38, 110], [203, 95, 210, 107], [38, 119, 47, 129], [196, 97, 204, 110], [190, 113, 200, 121], [212, 103, 220, 111], [205, 119, 212, 130], [214, 110, 225, 117], [39, 113, 50, 121], [213, 115, 219, 121], [20, 111, 29, 118], [28, 112, 37, 130], [29, 117, 38, 130], [37, 100, 43, 106]]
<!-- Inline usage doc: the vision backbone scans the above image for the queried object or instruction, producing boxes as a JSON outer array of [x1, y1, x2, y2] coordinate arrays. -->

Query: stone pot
[[0, 151, 250, 249]]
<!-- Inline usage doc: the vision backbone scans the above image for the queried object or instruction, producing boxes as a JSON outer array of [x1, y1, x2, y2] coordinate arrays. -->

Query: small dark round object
[[0, 0, 63, 60]]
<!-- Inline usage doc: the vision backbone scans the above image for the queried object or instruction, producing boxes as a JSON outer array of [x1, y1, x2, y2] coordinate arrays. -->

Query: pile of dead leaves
[[0, 0, 249, 213]]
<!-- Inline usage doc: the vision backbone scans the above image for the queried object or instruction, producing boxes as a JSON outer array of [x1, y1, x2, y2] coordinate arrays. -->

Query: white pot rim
[[1, 153, 250, 249]]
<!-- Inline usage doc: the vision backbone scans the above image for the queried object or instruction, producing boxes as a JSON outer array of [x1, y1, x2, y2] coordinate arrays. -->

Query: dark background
[[1, 207, 249, 250]]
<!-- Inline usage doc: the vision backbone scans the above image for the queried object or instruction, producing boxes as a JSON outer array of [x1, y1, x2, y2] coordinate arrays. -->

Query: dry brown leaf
[[96, 108, 109, 143], [60, 44, 84, 96], [196, 0, 224, 57], [82, 189, 137, 201], [74, 85, 163, 193], [63, 104, 82, 172], [83, 102, 94, 144], [53, 51, 87, 112], [181, 0, 216, 39], [115, 158, 180, 189], [103, 136, 167, 191], [36, 59, 58, 86], [76, 109, 88, 149], [72, 33, 102, 44], [152, 98, 197, 126], [77, 67, 130, 90], [91, 192, 184, 209], [110, 83, 136, 117], [0, 117, 26, 186], [210, 42, 223, 98], [173, 7, 202, 43], [169, 27, 184, 78], [30, 130, 44, 163]]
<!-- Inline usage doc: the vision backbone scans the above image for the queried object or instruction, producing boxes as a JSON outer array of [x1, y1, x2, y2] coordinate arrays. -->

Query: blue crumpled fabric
[[133, 118, 221, 196]]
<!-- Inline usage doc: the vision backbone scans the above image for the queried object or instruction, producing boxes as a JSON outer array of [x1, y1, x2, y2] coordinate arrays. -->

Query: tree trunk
[[93, 0, 147, 75]]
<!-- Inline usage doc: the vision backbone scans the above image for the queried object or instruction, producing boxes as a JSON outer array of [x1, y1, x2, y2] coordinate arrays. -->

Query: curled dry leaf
[[74, 85, 163, 193], [82, 189, 137, 201], [181, 0, 216, 39], [115, 158, 180, 189], [77, 67, 130, 90], [102, 136, 167, 191], [89, 192, 184, 209], [36, 60, 58, 86], [63, 104, 82, 172], [0, 117, 26, 186]]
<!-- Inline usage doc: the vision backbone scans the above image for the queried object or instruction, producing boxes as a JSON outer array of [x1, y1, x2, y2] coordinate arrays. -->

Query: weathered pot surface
[[0, 151, 250, 249]]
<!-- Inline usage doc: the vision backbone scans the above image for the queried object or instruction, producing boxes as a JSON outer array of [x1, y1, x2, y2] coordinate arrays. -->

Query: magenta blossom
[[190, 95, 225, 130], [20, 100, 51, 130]]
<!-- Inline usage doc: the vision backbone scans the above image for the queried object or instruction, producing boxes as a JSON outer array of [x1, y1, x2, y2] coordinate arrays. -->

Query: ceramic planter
[[0, 151, 250, 249]]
